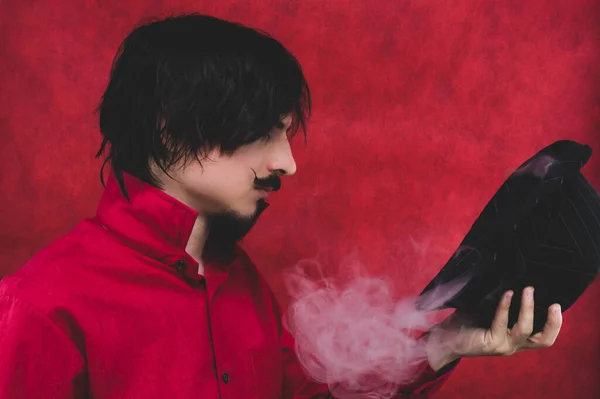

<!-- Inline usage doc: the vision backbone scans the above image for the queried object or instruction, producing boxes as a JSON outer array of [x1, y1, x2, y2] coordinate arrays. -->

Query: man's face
[[161, 114, 297, 224]]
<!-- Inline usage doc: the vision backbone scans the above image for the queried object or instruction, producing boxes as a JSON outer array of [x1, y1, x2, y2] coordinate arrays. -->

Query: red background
[[1, 0, 599, 397]]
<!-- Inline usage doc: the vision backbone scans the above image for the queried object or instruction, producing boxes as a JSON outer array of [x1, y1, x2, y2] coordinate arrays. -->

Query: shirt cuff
[[396, 328, 461, 397]]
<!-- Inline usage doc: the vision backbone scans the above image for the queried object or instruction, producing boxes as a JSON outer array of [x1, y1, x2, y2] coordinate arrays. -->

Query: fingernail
[[554, 304, 562, 314], [527, 287, 534, 297]]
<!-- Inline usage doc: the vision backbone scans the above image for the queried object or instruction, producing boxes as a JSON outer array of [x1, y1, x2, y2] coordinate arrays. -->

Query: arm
[[266, 290, 459, 398], [0, 295, 85, 399], [236, 247, 460, 398], [280, 325, 458, 398]]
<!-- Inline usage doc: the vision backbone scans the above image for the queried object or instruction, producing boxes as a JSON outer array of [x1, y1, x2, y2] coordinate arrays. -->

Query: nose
[[268, 136, 297, 176]]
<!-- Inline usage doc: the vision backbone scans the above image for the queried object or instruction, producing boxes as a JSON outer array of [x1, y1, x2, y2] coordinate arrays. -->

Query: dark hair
[[95, 13, 311, 198]]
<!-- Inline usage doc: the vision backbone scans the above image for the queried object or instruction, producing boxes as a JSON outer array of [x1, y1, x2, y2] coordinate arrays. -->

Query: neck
[[186, 216, 208, 275]]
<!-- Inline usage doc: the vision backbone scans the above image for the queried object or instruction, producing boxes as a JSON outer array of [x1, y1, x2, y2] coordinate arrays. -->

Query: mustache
[[252, 170, 282, 191]]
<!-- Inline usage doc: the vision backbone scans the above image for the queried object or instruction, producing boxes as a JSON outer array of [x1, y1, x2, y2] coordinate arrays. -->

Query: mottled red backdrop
[[1, 0, 599, 397]]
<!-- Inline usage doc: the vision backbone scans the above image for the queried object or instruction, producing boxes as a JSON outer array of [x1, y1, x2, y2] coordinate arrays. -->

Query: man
[[0, 14, 562, 398]]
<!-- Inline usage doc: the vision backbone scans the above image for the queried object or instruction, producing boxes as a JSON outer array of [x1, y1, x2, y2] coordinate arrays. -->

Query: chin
[[235, 200, 268, 219], [227, 206, 255, 220], [205, 199, 268, 250]]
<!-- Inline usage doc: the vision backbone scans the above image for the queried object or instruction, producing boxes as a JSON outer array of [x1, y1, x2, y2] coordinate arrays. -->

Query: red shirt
[[0, 173, 456, 398]]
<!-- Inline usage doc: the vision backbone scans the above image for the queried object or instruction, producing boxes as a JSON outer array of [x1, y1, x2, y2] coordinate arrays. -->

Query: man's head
[[96, 14, 311, 245]]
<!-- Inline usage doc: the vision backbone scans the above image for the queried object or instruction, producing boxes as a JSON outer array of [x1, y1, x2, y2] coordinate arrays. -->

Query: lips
[[254, 183, 279, 193], [255, 188, 270, 198]]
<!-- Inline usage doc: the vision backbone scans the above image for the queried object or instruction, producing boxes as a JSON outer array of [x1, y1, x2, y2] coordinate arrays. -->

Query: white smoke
[[282, 260, 470, 399]]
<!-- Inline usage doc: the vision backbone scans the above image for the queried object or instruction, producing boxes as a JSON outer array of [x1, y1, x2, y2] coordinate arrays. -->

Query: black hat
[[417, 140, 600, 334]]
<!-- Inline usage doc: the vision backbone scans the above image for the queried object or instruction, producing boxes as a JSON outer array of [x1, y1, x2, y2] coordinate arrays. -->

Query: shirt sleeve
[[280, 324, 459, 398], [266, 289, 459, 398], [0, 295, 86, 399]]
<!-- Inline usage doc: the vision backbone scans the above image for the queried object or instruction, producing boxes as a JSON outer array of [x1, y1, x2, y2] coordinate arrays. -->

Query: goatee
[[204, 199, 269, 254]]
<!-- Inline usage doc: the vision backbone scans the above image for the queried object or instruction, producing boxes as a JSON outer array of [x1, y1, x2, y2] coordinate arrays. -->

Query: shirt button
[[174, 260, 187, 273], [222, 373, 229, 384]]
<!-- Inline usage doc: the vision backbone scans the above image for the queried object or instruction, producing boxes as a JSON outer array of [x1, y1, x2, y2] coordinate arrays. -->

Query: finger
[[528, 304, 562, 348], [511, 287, 535, 343], [491, 290, 513, 336]]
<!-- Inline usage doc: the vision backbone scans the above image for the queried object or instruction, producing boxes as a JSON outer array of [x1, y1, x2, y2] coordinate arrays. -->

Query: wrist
[[427, 347, 459, 372], [424, 327, 461, 372]]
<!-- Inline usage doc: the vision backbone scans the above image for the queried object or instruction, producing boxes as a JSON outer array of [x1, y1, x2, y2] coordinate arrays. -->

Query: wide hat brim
[[417, 140, 600, 333]]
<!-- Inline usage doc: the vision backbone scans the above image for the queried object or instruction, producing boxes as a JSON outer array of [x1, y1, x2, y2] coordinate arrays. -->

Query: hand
[[426, 287, 563, 371]]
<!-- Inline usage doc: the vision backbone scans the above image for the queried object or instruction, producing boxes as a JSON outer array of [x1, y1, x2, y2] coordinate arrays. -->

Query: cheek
[[201, 162, 255, 200], [182, 150, 263, 200]]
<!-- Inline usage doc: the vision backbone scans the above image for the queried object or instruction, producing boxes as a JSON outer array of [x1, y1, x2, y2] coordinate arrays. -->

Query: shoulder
[[0, 294, 85, 372], [0, 218, 109, 315], [0, 249, 78, 345], [0, 218, 129, 352], [0, 284, 85, 357]]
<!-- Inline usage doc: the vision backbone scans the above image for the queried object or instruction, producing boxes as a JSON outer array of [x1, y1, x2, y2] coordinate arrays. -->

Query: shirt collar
[[96, 172, 235, 283]]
